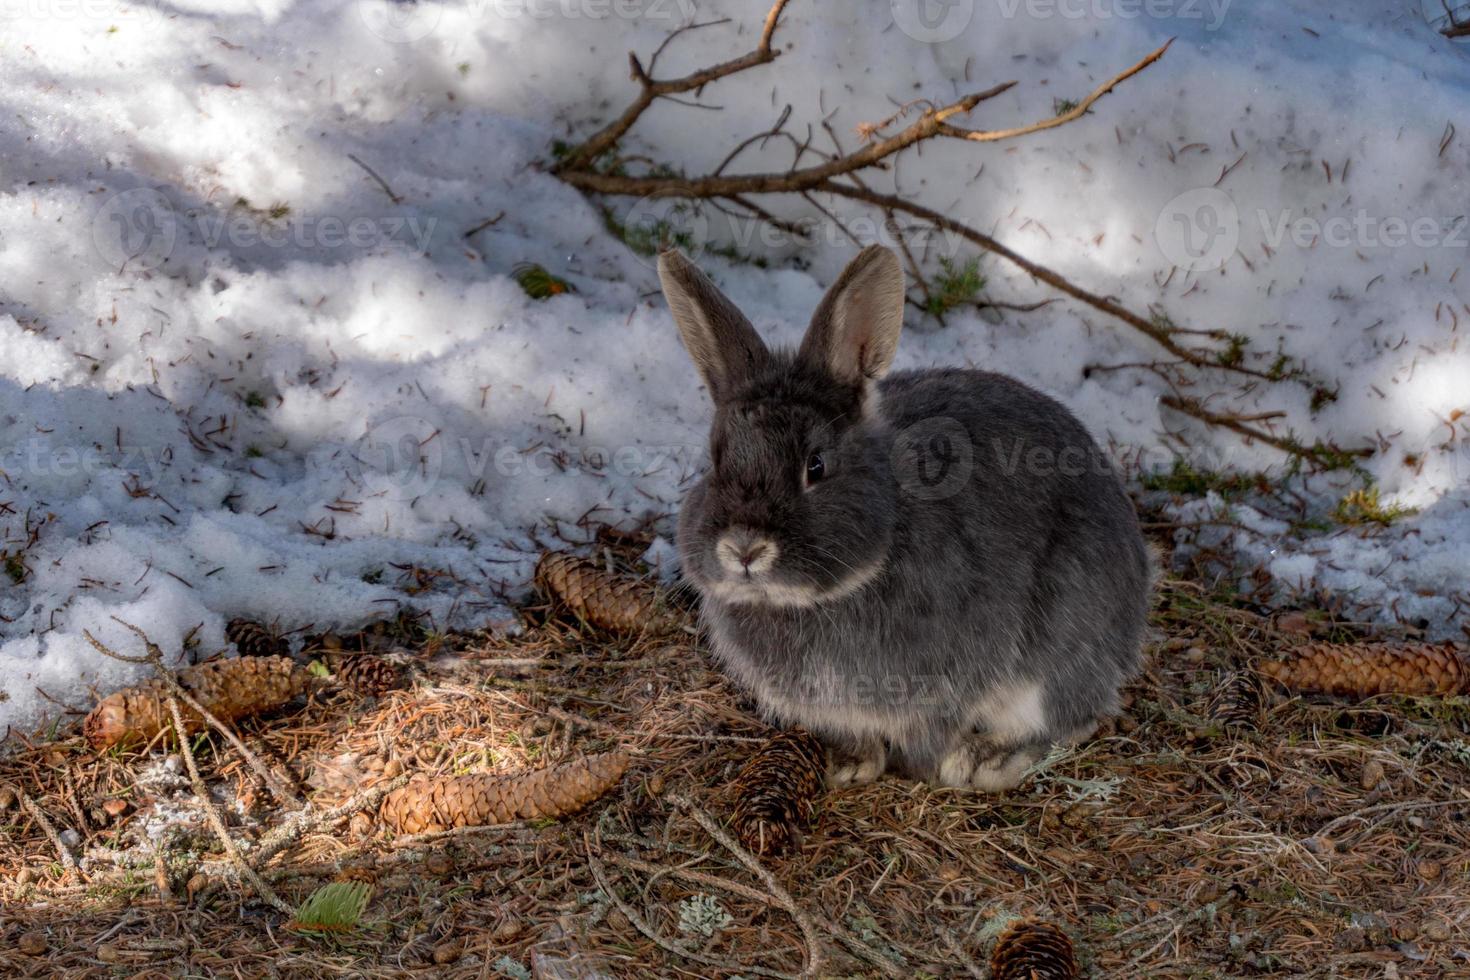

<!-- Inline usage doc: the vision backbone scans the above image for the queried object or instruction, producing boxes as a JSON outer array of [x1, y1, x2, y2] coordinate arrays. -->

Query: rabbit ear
[[798, 245, 905, 397], [658, 250, 770, 402]]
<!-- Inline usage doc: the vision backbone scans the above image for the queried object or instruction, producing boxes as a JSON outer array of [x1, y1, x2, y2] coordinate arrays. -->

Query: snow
[[0, 0, 1467, 734]]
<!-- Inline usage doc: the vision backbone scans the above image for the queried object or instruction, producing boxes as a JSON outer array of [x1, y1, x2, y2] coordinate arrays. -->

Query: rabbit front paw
[[935, 736, 1047, 792], [824, 736, 887, 789]]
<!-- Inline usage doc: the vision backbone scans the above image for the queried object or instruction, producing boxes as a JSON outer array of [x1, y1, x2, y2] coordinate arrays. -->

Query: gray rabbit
[[659, 245, 1151, 790]]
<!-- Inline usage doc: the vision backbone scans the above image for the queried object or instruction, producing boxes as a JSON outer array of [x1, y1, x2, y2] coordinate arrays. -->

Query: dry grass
[[2, 558, 1469, 978]]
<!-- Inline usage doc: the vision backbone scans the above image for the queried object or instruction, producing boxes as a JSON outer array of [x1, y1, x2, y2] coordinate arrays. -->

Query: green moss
[[924, 256, 985, 317], [1140, 458, 1267, 498], [511, 263, 574, 300], [1333, 487, 1416, 527]]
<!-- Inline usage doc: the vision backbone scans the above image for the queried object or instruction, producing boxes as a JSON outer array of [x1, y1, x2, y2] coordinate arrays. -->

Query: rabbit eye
[[804, 453, 826, 486]]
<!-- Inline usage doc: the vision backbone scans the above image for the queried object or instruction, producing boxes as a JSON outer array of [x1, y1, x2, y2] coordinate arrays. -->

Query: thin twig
[[166, 694, 293, 915], [347, 153, 403, 204], [937, 40, 1174, 143], [666, 791, 828, 978], [554, 0, 795, 172], [584, 829, 797, 979], [18, 787, 79, 876]]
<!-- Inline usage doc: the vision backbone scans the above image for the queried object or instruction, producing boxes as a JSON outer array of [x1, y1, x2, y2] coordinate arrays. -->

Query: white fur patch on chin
[[703, 556, 886, 608]]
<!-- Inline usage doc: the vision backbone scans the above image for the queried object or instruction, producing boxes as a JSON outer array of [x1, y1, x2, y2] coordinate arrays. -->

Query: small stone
[[59, 829, 81, 848], [96, 943, 123, 963], [492, 919, 525, 942], [102, 798, 130, 818], [18, 932, 47, 956], [1276, 611, 1314, 635], [432, 939, 464, 965], [605, 908, 630, 932], [1360, 759, 1385, 791], [1422, 919, 1451, 942], [1416, 859, 1442, 882], [383, 757, 404, 778], [646, 771, 665, 796], [17, 867, 34, 886], [0, 785, 17, 811], [1184, 646, 1206, 664], [349, 812, 374, 837]]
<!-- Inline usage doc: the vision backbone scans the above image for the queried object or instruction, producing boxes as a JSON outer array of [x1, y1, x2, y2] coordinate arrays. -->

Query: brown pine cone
[[332, 653, 403, 698], [534, 552, 676, 634], [379, 750, 630, 834], [84, 656, 314, 751], [225, 618, 289, 658], [990, 919, 1080, 980], [1208, 671, 1260, 729], [729, 729, 825, 858], [1258, 641, 1469, 699]]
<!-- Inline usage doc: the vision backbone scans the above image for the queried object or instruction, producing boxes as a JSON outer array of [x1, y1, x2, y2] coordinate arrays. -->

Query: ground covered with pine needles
[[2, 541, 1469, 978]]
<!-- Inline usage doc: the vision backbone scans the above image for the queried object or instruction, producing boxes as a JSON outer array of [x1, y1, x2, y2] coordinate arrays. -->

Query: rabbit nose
[[716, 528, 779, 576]]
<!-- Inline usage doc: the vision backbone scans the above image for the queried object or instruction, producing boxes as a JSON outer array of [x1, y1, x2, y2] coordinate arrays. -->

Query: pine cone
[[990, 919, 1080, 980], [1258, 642, 1469, 699], [332, 653, 403, 698], [729, 729, 825, 857], [1208, 671, 1260, 729], [84, 656, 314, 751], [225, 618, 289, 658], [534, 552, 675, 634], [379, 750, 630, 834]]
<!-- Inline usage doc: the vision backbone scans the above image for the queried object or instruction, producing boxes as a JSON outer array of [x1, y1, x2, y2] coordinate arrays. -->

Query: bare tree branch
[[554, 0, 794, 172]]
